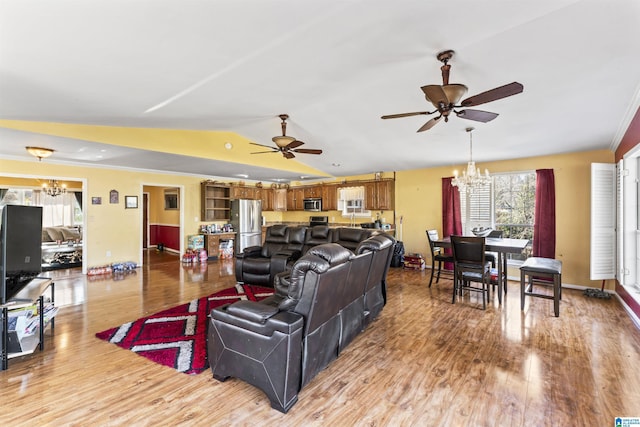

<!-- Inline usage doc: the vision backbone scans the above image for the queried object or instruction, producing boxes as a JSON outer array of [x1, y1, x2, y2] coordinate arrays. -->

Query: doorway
[[141, 184, 183, 265]]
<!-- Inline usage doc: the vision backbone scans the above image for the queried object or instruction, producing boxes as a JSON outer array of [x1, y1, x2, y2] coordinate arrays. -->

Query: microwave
[[303, 198, 322, 212]]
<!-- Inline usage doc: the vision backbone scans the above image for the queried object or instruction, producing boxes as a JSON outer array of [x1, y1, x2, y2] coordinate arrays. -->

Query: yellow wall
[[0, 176, 82, 191], [395, 149, 615, 290], [1, 150, 614, 289], [143, 185, 179, 225], [0, 158, 204, 268]]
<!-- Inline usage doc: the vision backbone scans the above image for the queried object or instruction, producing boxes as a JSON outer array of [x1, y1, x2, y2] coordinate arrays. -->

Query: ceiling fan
[[250, 114, 323, 159], [381, 50, 524, 132]]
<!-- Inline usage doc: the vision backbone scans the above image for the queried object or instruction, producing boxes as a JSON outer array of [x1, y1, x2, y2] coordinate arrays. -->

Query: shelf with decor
[[201, 182, 231, 221], [1, 277, 56, 370]]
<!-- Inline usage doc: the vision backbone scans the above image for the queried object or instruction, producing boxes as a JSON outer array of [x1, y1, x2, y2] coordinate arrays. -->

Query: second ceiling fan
[[251, 114, 322, 159], [381, 50, 524, 132]]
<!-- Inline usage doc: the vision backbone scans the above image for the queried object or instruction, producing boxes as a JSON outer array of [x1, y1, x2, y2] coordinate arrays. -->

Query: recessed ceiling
[[1, 0, 639, 181]]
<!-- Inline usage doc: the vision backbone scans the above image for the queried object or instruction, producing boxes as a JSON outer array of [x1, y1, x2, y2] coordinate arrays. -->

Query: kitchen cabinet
[[259, 187, 272, 211], [303, 185, 322, 199], [364, 179, 395, 210], [230, 186, 256, 200], [321, 184, 338, 211], [287, 188, 305, 211], [201, 182, 231, 221], [273, 188, 287, 211], [376, 180, 395, 210], [204, 233, 236, 259]]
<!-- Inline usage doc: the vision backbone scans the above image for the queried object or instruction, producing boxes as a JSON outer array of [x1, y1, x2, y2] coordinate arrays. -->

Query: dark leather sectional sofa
[[235, 224, 378, 287], [208, 233, 396, 413]]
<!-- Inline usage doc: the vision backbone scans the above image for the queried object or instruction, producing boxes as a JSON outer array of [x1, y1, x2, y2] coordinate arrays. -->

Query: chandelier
[[451, 127, 490, 192], [42, 180, 67, 197]]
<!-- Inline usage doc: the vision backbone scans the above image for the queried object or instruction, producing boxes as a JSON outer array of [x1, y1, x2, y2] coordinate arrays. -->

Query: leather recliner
[[331, 227, 374, 251], [209, 243, 353, 413], [208, 236, 395, 413], [234, 225, 307, 287], [357, 233, 395, 326]]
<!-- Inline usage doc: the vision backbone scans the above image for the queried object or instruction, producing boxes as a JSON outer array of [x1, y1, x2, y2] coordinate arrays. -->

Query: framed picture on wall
[[92, 197, 102, 205], [125, 195, 138, 209], [110, 189, 119, 204], [164, 189, 179, 210]]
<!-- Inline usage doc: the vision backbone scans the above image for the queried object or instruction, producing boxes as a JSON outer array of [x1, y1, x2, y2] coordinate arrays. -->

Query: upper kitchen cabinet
[[303, 186, 322, 199], [364, 179, 395, 210], [258, 187, 272, 211], [287, 187, 305, 211], [273, 188, 287, 211], [230, 185, 257, 200], [321, 184, 338, 211]]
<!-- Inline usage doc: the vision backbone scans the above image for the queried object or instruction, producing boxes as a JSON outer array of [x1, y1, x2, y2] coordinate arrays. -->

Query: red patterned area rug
[[95, 284, 273, 374]]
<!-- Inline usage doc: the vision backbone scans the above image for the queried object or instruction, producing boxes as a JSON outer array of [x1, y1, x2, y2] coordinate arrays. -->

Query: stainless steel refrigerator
[[230, 199, 262, 254]]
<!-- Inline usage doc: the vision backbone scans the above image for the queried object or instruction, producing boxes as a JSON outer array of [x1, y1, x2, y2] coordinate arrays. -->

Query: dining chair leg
[[435, 261, 442, 284], [451, 269, 458, 304], [429, 257, 435, 287]]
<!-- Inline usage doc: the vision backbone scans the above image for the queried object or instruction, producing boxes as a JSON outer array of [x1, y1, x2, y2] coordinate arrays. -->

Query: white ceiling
[[1, 0, 640, 182]]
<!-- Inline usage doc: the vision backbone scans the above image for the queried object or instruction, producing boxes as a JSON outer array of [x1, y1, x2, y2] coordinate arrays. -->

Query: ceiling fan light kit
[[250, 114, 323, 159], [381, 49, 524, 132]]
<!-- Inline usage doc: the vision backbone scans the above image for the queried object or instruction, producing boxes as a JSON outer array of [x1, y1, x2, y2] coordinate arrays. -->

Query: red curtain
[[533, 169, 556, 258], [442, 177, 462, 268]]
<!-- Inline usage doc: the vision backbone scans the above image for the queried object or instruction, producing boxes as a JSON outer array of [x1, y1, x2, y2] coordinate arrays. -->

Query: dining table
[[433, 236, 530, 304]]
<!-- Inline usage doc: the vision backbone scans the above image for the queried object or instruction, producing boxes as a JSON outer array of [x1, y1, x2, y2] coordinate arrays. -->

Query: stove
[[309, 215, 329, 227]]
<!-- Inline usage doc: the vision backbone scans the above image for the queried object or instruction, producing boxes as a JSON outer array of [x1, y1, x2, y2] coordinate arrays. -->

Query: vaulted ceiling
[[1, 0, 639, 182]]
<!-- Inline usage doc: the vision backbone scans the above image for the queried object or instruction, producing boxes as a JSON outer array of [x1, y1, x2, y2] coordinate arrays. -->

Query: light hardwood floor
[[1, 250, 640, 426]]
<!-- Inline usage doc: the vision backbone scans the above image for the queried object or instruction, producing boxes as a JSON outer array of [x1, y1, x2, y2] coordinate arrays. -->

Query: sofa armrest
[[227, 300, 279, 323], [273, 270, 291, 297], [274, 249, 301, 260], [212, 302, 303, 335], [238, 246, 263, 258]]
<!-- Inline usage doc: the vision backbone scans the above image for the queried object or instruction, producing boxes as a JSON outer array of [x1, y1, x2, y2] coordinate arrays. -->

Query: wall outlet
[[106, 250, 111, 257]]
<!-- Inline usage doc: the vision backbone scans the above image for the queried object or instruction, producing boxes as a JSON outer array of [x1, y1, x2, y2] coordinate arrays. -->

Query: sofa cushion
[[42, 228, 54, 242], [311, 225, 330, 239], [61, 227, 81, 241], [46, 227, 65, 242], [270, 224, 288, 237]]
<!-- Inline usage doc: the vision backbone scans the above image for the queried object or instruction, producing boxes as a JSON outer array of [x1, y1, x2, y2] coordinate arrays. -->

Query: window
[[0, 188, 82, 227], [460, 171, 535, 263], [338, 186, 371, 218]]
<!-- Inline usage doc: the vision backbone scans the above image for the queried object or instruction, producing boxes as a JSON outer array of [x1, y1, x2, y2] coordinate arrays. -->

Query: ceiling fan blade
[[417, 116, 441, 132], [250, 142, 277, 150], [292, 148, 322, 155], [460, 82, 524, 107], [251, 150, 277, 154], [421, 85, 448, 106], [456, 109, 499, 123], [283, 151, 295, 159], [381, 111, 430, 119], [286, 140, 304, 149]]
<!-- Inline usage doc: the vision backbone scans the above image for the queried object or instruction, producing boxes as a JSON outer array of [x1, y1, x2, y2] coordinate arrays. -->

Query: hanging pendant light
[[451, 127, 490, 192]]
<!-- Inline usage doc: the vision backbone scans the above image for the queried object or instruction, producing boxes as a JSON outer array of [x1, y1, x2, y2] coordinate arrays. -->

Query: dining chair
[[484, 229, 503, 267], [450, 235, 492, 309], [426, 229, 454, 287]]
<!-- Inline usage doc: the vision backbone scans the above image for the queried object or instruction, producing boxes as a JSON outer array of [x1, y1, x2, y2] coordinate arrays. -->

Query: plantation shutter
[[469, 184, 491, 222], [460, 182, 492, 233], [590, 163, 616, 280]]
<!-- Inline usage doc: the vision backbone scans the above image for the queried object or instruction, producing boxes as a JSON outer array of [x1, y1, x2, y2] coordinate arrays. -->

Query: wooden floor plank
[[2, 251, 640, 426]]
